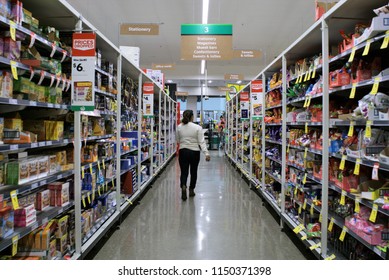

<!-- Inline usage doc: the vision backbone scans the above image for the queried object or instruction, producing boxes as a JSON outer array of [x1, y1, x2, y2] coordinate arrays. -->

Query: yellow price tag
[[298, 204, 302, 214], [81, 166, 85, 179], [348, 121, 354, 137], [304, 147, 308, 159], [10, 190, 19, 210], [102, 160, 106, 170], [126, 198, 133, 205], [349, 83, 357, 99], [98, 187, 101, 196], [339, 226, 348, 242], [328, 218, 334, 232], [10, 60, 18, 80], [325, 254, 336, 260], [339, 155, 347, 170], [12, 235, 18, 256], [304, 71, 309, 82], [354, 159, 361, 175], [82, 196, 86, 208], [287, 144, 290, 153], [97, 161, 101, 171], [89, 163, 93, 174], [310, 242, 321, 251], [112, 179, 115, 188], [312, 67, 316, 79], [306, 96, 312, 107], [319, 213, 322, 223], [371, 77, 381, 95], [293, 224, 304, 234], [310, 203, 314, 215], [355, 198, 360, 213], [348, 47, 356, 63], [303, 173, 307, 185], [369, 204, 378, 223], [362, 39, 372, 56], [303, 96, 309, 108], [87, 192, 91, 204], [299, 75, 303, 84], [305, 122, 309, 134], [365, 121, 372, 138], [9, 20, 16, 41], [340, 190, 347, 206], [294, 187, 298, 196], [307, 69, 312, 81], [303, 199, 307, 210], [381, 30, 389, 49], [301, 235, 307, 241]]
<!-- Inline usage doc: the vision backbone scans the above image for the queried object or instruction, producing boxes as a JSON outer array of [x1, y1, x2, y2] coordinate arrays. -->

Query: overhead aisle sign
[[71, 33, 96, 111], [251, 80, 263, 120], [181, 24, 233, 60]]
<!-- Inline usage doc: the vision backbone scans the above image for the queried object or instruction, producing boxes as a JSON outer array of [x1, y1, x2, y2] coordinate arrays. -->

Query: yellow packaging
[[45, 121, 64, 140], [4, 118, 23, 131], [55, 150, 67, 166], [36, 86, 45, 102]]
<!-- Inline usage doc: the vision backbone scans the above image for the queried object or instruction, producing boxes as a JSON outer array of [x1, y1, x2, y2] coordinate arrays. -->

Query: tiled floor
[[91, 151, 306, 260]]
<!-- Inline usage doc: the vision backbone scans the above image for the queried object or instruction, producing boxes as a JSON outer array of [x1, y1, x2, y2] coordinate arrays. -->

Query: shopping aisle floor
[[91, 151, 306, 260]]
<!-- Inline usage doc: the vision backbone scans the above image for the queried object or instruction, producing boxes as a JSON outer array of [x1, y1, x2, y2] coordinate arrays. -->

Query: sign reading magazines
[[143, 83, 154, 118], [250, 80, 263, 120], [240, 91, 250, 120], [71, 33, 96, 111]]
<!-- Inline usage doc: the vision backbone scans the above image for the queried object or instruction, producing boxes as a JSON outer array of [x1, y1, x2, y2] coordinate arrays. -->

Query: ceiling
[[65, 0, 316, 87]]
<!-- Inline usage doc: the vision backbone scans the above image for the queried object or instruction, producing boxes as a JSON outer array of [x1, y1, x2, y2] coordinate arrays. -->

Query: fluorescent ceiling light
[[208, 80, 212, 83], [166, 79, 173, 83], [237, 80, 242, 84], [202, 0, 209, 24], [200, 60, 206, 75]]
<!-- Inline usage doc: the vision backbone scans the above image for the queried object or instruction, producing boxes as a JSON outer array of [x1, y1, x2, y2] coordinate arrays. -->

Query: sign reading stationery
[[250, 80, 263, 120], [71, 33, 96, 111], [143, 83, 154, 118], [181, 24, 233, 60]]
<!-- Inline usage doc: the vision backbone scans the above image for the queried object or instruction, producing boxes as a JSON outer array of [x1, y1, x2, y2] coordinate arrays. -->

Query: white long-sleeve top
[[176, 122, 209, 156]]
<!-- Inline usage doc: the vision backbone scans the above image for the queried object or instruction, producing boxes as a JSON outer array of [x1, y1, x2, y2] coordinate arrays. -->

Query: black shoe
[[181, 186, 187, 201], [189, 188, 195, 197]]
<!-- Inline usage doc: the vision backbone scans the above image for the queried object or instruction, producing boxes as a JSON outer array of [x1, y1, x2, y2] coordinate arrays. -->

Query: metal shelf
[[94, 88, 117, 99], [331, 153, 389, 172], [0, 138, 72, 152], [265, 103, 282, 110], [0, 97, 69, 110], [287, 93, 323, 105], [260, 188, 281, 215], [265, 169, 282, 184], [0, 15, 70, 59], [289, 144, 323, 156], [0, 202, 74, 252], [265, 139, 282, 145], [287, 122, 323, 126], [265, 122, 282, 126]]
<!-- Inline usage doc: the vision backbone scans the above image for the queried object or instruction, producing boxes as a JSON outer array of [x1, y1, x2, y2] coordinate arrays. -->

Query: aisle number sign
[[240, 92, 250, 120], [71, 33, 96, 111], [250, 80, 263, 120], [181, 24, 233, 60], [143, 83, 154, 118]]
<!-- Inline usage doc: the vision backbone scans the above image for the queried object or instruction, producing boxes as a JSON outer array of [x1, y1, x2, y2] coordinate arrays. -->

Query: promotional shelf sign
[[251, 80, 263, 120]]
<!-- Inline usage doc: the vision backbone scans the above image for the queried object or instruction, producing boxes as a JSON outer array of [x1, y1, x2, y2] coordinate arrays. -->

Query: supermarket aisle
[[91, 151, 306, 260]]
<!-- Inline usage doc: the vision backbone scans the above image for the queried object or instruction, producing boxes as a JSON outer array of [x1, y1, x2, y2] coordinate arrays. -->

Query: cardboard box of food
[[6, 159, 29, 185], [35, 189, 50, 211]]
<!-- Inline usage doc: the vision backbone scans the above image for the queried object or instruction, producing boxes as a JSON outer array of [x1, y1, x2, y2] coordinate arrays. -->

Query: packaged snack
[[6, 159, 29, 185], [27, 157, 38, 181], [35, 189, 50, 211], [48, 181, 69, 207], [0, 71, 13, 98], [0, 206, 14, 239], [3, 37, 21, 60], [37, 156, 49, 178]]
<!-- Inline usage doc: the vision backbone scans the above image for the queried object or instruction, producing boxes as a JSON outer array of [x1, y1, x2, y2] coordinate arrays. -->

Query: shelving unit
[[226, 0, 389, 260], [0, 0, 177, 260]]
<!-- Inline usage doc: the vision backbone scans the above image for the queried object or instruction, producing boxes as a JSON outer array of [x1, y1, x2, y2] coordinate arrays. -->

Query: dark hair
[[182, 110, 193, 124]]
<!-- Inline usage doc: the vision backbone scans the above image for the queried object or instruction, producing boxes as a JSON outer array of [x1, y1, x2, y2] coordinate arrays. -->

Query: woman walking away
[[176, 110, 211, 200]]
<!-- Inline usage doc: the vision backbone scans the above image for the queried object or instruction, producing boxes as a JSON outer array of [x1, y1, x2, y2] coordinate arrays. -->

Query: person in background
[[176, 110, 211, 200], [218, 115, 225, 149]]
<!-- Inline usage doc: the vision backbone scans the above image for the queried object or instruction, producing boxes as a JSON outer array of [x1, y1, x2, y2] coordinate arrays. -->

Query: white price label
[[38, 71, 45, 85], [49, 74, 55, 88], [56, 76, 61, 88], [50, 43, 57, 58], [61, 50, 67, 63], [29, 33, 36, 48], [29, 66, 35, 81]]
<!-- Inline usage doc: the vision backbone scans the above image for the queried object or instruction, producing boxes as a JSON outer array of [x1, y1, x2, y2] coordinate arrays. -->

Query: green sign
[[71, 105, 95, 111], [181, 24, 233, 35]]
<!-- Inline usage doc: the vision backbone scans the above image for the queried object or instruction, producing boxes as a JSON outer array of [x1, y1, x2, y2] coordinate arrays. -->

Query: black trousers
[[178, 148, 200, 189]]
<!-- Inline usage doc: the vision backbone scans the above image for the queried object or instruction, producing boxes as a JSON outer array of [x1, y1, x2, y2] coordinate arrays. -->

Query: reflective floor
[[92, 151, 306, 260]]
